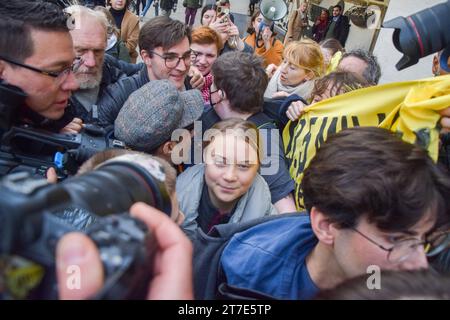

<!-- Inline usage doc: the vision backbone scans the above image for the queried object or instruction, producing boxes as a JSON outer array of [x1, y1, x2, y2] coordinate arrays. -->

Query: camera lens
[[383, 0, 450, 70], [61, 160, 172, 216]]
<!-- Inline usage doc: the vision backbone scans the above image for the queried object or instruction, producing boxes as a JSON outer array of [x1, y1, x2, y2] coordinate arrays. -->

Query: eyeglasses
[[426, 230, 450, 257], [209, 84, 222, 107], [350, 227, 431, 263], [0, 55, 82, 86], [150, 51, 192, 69]]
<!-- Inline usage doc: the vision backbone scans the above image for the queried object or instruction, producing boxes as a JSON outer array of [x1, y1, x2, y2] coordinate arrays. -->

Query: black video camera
[[0, 125, 125, 180], [383, 0, 450, 71], [0, 155, 172, 299]]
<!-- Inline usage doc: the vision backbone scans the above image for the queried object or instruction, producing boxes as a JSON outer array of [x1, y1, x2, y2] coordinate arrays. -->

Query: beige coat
[[120, 10, 140, 63], [284, 9, 308, 46]]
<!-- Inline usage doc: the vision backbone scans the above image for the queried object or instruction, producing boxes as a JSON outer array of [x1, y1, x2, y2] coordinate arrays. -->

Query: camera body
[[0, 157, 172, 299], [383, 0, 450, 70], [0, 125, 125, 179]]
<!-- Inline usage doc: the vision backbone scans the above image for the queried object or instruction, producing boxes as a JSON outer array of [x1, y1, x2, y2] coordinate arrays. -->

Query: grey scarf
[[264, 67, 315, 101]]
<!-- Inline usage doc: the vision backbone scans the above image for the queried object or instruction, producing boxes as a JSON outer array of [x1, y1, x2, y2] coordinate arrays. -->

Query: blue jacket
[[220, 214, 319, 299]]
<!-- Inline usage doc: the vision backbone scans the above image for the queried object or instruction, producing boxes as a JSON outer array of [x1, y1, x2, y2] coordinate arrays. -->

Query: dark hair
[[341, 49, 381, 85], [316, 270, 450, 300], [320, 8, 330, 17], [319, 38, 344, 57], [333, 4, 343, 11], [201, 4, 217, 25], [212, 52, 268, 115], [311, 71, 368, 99], [139, 16, 191, 54], [302, 127, 450, 232], [246, 9, 276, 36], [0, 0, 68, 62]]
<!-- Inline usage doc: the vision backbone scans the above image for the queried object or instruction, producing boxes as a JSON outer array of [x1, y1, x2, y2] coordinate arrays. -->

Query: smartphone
[[216, 5, 230, 19]]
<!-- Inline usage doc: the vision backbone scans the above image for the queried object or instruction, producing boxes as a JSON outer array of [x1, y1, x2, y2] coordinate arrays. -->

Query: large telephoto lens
[[383, 0, 450, 70], [60, 159, 172, 216]]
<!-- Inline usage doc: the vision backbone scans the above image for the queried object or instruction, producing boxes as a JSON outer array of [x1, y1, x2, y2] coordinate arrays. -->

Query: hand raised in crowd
[[286, 100, 307, 121], [60, 117, 83, 134], [209, 15, 230, 35], [266, 63, 278, 79], [56, 203, 194, 300], [272, 91, 289, 99], [261, 27, 273, 50], [227, 22, 245, 51], [227, 23, 240, 38], [439, 107, 450, 134], [189, 66, 205, 90]]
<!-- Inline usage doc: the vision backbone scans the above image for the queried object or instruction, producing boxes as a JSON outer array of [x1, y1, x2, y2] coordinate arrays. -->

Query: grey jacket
[[177, 164, 278, 238]]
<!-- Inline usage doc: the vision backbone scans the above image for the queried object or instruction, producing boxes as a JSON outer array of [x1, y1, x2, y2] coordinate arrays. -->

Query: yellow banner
[[282, 75, 450, 209]]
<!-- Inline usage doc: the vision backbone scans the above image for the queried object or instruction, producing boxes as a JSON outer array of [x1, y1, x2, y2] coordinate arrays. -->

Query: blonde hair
[[204, 118, 264, 165], [283, 39, 324, 77]]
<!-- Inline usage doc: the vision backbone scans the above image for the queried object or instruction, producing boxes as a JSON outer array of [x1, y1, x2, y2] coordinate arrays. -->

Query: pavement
[[139, 0, 251, 36]]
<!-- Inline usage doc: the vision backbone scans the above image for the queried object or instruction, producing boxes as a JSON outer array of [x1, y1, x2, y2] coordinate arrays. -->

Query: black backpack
[[191, 212, 301, 300]]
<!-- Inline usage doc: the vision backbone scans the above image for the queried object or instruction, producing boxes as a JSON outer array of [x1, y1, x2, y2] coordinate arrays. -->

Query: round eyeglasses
[[150, 51, 192, 69], [350, 227, 431, 263]]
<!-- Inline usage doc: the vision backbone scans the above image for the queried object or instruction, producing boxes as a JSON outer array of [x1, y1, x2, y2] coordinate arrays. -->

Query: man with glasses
[[0, 0, 79, 137], [96, 16, 204, 127], [218, 127, 450, 299]]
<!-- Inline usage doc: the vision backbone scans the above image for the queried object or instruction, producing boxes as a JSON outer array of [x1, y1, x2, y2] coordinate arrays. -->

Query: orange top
[[244, 33, 284, 67]]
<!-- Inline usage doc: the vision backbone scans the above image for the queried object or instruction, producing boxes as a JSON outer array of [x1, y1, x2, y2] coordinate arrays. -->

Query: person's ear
[[219, 89, 227, 100], [310, 206, 335, 246], [432, 54, 440, 76], [141, 49, 152, 66], [162, 140, 177, 155]]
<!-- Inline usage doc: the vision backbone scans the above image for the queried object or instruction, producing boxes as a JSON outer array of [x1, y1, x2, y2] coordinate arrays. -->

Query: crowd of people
[[1, 0, 450, 300]]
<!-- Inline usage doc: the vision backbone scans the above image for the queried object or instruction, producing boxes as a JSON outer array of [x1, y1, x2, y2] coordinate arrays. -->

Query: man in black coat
[[324, 5, 350, 47]]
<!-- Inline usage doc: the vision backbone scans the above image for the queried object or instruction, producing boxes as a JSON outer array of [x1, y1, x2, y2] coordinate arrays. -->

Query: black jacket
[[0, 80, 73, 134], [325, 15, 350, 47], [160, 0, 177, 10], [0, 81, 26, 138], [0, 81, 74, 178], [67, 54, 142, 123]]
